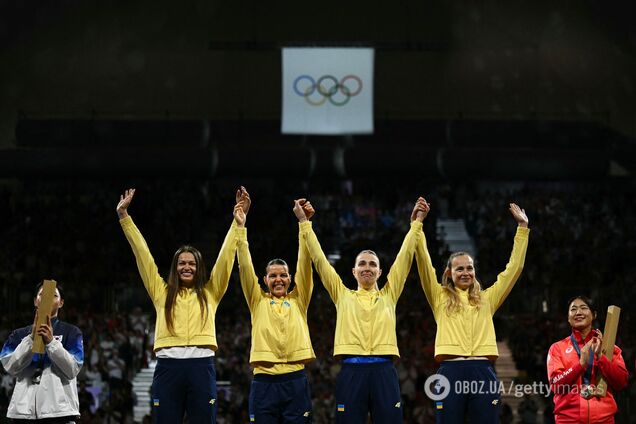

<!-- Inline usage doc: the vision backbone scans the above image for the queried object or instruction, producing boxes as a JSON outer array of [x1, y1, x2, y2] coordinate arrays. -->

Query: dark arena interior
[[0, 1, 635, 423]]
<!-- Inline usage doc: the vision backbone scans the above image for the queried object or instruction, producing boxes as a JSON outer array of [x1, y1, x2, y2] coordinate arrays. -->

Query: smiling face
[[34, 288, 64, 318], [264, 264, 291, 298], [177, 252, 197, 287], [448, 254, 475, 291], [568, 298, 596, 333], [352, 251, 382, 291]]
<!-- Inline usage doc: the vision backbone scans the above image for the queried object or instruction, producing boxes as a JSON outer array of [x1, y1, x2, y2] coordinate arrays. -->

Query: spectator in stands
[[547, 296, 628, 423], [500, 402, 513, 424], [117, 188, 238, 424], [78, 380, 95, 418], [415, 202, 529, 423], [301, 196, 427, 423], [0, 371, 14, 400], [234, 188, 315, 422], [518, 395, 538, 423], [106, 349, 126, 387], [1, 282, 84, 422]]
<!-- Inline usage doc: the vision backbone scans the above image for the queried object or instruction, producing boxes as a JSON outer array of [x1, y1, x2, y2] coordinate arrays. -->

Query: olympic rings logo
[[293, 74, 363, 107]]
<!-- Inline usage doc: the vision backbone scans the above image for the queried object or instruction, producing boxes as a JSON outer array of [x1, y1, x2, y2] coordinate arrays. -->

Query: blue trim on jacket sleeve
[[1, 322, 84, 366], [59, 322, 84, 366], [0, 325, 33, 360]]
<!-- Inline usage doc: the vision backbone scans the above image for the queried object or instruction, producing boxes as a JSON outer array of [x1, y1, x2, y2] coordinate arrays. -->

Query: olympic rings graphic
[[293, 74, 363, 107]]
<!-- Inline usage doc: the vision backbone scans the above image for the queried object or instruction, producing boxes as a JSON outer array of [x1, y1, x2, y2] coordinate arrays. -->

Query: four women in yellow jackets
[[119, 186, 529, 423]]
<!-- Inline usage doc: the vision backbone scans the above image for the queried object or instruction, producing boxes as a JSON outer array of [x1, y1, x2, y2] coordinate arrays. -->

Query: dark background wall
[[1, 0, 635, 150]]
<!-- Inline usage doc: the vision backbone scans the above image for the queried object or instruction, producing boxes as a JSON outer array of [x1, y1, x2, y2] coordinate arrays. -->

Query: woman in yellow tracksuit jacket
[[117, 188, 237, 424], [301, 197, 427, 424], [233, 188, 315, 423], [415, 201, 529, 424]]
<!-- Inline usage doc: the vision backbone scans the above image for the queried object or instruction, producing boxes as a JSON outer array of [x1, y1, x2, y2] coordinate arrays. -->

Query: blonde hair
[[441, 252, 482, 315], [356, 249, 379, 264]]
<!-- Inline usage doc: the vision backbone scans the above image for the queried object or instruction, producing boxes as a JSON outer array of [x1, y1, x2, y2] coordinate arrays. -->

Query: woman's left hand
[[235, 186, 251, 215], [509, 203, 528, 228]]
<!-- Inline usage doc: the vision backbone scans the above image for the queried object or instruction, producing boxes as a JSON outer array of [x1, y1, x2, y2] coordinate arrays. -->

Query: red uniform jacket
[[547, 329, 628, 424]]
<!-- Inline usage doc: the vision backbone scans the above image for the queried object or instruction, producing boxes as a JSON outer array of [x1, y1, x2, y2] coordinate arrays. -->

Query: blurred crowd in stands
[[0, 178, 634, 423]]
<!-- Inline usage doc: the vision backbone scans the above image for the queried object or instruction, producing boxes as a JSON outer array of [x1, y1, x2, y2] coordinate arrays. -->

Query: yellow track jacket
[[236, 222, 315, 375], [415, 226, 529, 360], [120, 216, 237, 351], [301, 220, 422, 357]]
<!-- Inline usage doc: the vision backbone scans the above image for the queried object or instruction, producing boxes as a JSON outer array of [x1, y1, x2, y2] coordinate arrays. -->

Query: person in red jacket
[[547, 295, 629, 423]]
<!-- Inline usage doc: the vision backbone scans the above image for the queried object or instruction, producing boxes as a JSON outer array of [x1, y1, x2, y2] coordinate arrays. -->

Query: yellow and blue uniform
[[237, 221, 314, 423], [301, 220, 422, 424], [415, 225, 529, 423], [120, 216, 238, 424]]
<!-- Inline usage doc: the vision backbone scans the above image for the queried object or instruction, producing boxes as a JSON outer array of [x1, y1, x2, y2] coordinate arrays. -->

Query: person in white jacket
[[1, 283, 84, 423]]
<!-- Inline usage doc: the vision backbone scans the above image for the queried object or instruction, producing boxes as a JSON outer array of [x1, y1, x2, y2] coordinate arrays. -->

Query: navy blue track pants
[[335, 361, 403, 424], [151, 357, 217, 424], [248, 369, 312, 423], [434, 360, 501, 424]]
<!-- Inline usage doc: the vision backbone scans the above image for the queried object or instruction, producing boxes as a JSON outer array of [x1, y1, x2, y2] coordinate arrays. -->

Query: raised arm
[[207, 190, 243, 302], [484, 203, 530, 313], [234, 188, 261, 310], [382, 197, 426, 302], [413, 199, 443, 311], [299, 204, 344, 304], [292, 199, 314, 309], [117, 188, 165, 303]]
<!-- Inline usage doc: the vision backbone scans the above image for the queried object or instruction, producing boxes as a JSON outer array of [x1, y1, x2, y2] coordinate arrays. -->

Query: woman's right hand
[[411, 197, 430, 222], [235, 186, 251, 215], [579, 339, 594, 368], [116, 189, 135, 219], [234, 202, 246, 227], [293, 199, 314, 222]]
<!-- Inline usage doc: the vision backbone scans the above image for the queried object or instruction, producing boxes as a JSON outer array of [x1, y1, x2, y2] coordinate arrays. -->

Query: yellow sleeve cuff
[[299, 221, 312, 233], [410, 220, 423, 231], [119, 215, 133, 226]]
